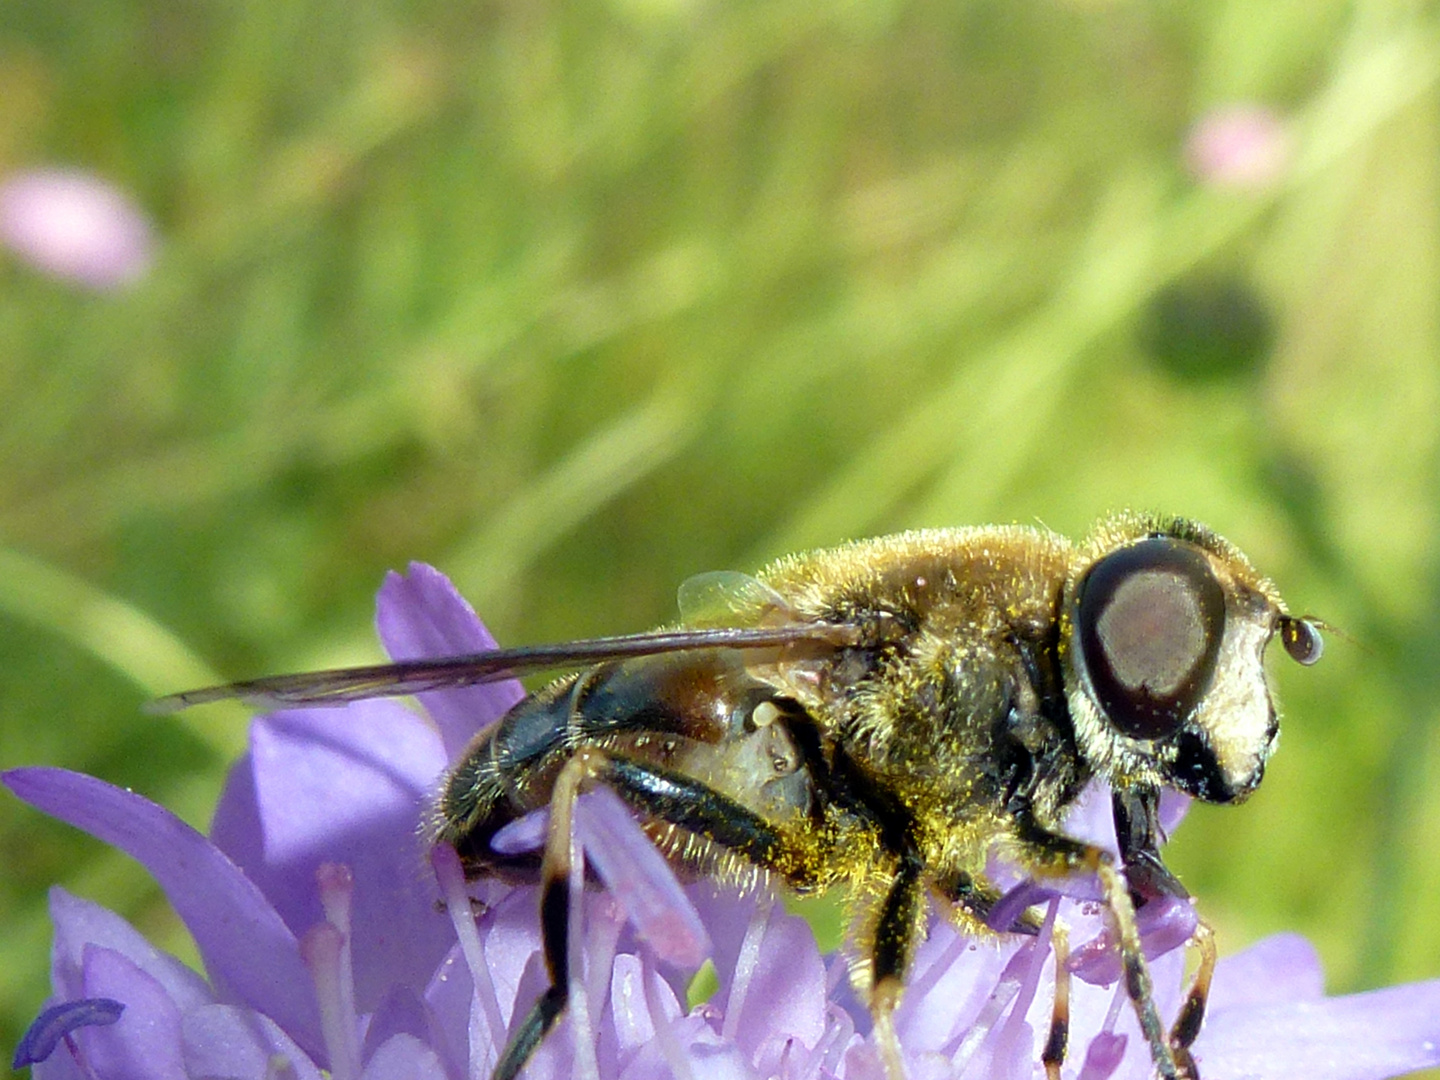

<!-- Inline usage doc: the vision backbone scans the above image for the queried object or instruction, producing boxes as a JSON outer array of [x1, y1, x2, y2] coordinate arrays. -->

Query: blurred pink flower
[[0, 168, 154, 289], [1184, 106, 1291, 189]]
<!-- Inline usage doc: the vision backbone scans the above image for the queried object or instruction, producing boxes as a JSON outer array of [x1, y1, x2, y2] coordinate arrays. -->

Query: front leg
[[1113, 785, 1189, 904], [1014, 811, 1184, 1080], [1113, 786, 1213, 1079]]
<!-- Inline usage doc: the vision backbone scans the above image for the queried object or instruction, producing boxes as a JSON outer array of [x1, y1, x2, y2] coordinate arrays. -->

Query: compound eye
[[1278, 615, 1324, 666], [1077, 538, 1227, 740]]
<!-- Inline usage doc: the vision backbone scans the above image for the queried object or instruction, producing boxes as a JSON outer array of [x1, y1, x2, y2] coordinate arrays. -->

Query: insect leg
[[1042, 921, 1070, 1080], [1016, 818, 1181, 1080], [492, 751, 596, 1080], [1169, 916, 1215, 1080], [494, 745, 813, 1080], [870, 853, 925, 1080], [936, 868, 1040, 935], [1094, 856, 1181, 1080]]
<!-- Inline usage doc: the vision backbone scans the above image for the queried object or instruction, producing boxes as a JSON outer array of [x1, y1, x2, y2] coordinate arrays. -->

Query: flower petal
[[77, 946, 186, 1080], [210, 702, 454, 1011], [0, 169, 154, 289], [47, 887, 212, 1011], [2, 767, 325, 1062], [574, 789, 710, 969], [180, 1004, 324, 1080], [1198, 977, 1440, 1080], [1205, 932, 1323, 1011], [423, 885, 549, 1075], [360, 1033, 449, 1080], [376, 563, 526, 762], [894, 918, 1012, 1052], [12, 997, 123, 1068], [1068, 895, 1198, 986], [700, 891, 827, 1058], [608, 953, 668, 1054]]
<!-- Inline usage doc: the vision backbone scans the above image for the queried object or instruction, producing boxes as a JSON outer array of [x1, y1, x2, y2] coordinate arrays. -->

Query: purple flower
[[0, 169, 155, 289], [7, 563, 1440, 1079]]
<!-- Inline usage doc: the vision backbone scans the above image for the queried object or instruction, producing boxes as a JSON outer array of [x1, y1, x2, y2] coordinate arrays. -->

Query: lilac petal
[[422, 943, 493, 1079], [1057, 781, 1190, 853], [482, 888, 553, 1019], [1205, 932, 1323, 1012], [615, 1012, 749, 1080], [706, 893, 827, 1057], [180, 1004, 324, 1080], [811, 1004, 861, 1078], [574, 789, 710, 969], [608, 952, 669, 1053], [1069, 895, 1197, 985], [616, 1014, 730, 1080], [0, 169, 154, 289], [78, 945, 186, 1080], [1198, 978, 1440, 1080], [430, 844, 507, 1070], [360, 1033, 448, 1080], [12, 997, 124, 1068], [1156, 788, 1190, 836], [894, 920, 1012, 1051], [363, 984, 456, 1080], [376, 563, 526, 761], [1060, 782, 1119, 852], [2, 767, 325, 1062], [424, 885, 548, 1072], [1075, 1030, 1128, 1080], [491, 807, 549, 854], [210, 702, 454, 1011], [986, 881, 1056, 933], [48, 888, 212, 1011]]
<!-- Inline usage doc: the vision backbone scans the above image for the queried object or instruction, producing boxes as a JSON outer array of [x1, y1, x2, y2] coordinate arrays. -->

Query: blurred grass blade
[[0, 547, 248, 758], [449, 390, 695, 618]]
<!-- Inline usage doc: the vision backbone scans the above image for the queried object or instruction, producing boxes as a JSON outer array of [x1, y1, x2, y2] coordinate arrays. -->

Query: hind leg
[[491, 746, 810, 1080], [867, 853, 926, 1080], [1169, 917, 1216, 1080]]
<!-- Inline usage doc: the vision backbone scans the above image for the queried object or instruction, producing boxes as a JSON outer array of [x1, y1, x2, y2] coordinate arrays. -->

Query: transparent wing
[[148, 621, 859, 714], [676, 571, 796, 627]]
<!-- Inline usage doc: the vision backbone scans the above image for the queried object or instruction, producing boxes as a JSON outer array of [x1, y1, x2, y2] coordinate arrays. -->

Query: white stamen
[[948, 944, 1026, 1075], [722, 892, 774, 1041], [641, 945, 696, 1080], [430, 844, 505, 1076], [300, 921, 360, 1080]]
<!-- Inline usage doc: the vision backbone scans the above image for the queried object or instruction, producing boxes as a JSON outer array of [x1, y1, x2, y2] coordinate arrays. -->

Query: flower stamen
[[722, 892, 774, 1042], [300, 864, 361, 1080], [430, 843, 506, 1075], [12, 997, 124, 1073]]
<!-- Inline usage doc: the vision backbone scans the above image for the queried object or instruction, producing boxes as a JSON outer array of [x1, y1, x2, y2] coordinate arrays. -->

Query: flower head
[[0, 169, 155, 289], [7, 563, 1440, 1079], [1183, 106, 1292, 190]]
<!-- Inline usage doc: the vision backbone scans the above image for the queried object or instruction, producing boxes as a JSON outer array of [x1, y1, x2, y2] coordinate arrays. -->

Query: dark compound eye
[[1278, 615, 1324, 666], [1077, 537, 1227, 740]]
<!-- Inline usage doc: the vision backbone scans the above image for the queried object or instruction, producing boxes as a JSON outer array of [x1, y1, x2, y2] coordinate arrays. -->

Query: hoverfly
[[156, 513, 1323, 1080]]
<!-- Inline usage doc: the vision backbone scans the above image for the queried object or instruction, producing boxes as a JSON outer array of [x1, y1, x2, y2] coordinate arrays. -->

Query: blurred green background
[[1, 0, 1437, 1068]]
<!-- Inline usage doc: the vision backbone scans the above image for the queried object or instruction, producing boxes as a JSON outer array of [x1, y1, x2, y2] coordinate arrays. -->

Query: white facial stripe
[[1193, 616, 1274, 789]]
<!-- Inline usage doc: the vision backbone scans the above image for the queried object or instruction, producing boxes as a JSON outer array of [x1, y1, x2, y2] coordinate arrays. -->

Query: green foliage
[[2, 0, 1437, 1058]]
